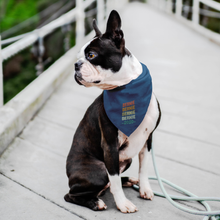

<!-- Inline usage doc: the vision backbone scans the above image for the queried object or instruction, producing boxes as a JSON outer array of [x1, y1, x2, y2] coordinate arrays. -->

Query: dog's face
[[74, 10, 142, 90]]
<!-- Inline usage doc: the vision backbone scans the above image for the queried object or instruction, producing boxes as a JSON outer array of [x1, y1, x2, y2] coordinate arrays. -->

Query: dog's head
[[74, 10, 142, 90]]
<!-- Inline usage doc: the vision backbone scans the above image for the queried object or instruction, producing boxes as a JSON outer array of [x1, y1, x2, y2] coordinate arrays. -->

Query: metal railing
[[0, 0, 129, 154], [0, 0, 128, 107], [0, 39, 3, 107], [147, 0, 220, 44]]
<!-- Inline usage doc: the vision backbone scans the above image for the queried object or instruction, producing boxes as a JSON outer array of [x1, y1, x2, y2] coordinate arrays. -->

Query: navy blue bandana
[[103, 63, 152, 136]]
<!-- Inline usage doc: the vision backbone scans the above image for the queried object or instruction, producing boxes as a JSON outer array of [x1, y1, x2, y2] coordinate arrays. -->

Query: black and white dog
[[65, 10, 161, 213]]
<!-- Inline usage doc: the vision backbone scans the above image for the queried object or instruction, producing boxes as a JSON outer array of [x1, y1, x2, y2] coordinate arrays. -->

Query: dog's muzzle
[[74, 61, 83, 85], [74, 60, 102, 86], [74, 72, 83, 85]]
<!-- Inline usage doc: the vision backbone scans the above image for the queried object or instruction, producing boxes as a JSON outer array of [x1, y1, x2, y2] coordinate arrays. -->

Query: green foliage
[[0, 0, 38, 32], [206, 17, 220, 33], [37, 0, 59, 12], [3, 47, 37, 103], [1, 0, 72, 103]]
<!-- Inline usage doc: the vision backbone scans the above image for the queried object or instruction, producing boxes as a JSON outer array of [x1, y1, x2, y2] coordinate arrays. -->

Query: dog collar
[[103, 63, 152, 136]]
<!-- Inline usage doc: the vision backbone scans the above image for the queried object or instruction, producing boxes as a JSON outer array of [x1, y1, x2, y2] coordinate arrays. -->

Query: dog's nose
[[75, 61, 83, 71]]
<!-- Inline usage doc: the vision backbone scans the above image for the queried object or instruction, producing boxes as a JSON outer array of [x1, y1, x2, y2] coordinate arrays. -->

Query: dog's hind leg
[[121, 177, 139, 187], [64, 193, 107, 211], [65, 161, 109, 211]]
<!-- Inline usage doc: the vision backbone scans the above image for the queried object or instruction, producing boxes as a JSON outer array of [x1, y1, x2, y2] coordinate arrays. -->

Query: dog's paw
[[96, 199, 107, 210], [139, 186, 154, 200], [116, 198, 138, 213], [122, 177, 139, 187]]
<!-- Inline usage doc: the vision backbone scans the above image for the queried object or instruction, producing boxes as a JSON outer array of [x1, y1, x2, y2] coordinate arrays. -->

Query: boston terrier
[[65, 10, 161, 213]]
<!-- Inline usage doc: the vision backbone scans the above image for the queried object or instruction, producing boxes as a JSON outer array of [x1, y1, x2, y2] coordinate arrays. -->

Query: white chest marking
[[118, 93, 159, 162]]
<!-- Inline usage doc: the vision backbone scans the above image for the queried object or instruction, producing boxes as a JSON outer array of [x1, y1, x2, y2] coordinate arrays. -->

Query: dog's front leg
[[107, 173, 138, 213], [138, 134, 154, 200], [100, 115, 138, 213]]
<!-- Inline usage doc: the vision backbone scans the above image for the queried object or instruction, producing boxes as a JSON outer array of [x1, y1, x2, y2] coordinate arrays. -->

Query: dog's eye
[[89, 54, 95, 59], [87, 52, 96, 60]]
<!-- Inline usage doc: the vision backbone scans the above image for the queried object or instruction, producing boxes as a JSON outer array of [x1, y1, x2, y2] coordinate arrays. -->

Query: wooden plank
[[0, 175, 82, 220]]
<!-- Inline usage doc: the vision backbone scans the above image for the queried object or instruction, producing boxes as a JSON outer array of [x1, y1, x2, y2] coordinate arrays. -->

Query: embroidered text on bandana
[[103, 63, 152, 136]]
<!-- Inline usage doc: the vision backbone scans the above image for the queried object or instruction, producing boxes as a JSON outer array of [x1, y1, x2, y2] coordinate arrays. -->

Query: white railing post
[[76, 0, 85, 45], [121, 0, 129, 9], [166, 0, 173, 14], [175, 0, 182, 18], [106, 0, 128, 14], [0, 36, 3, 107], [148, 0, 157, 8], [157, 0, 161, 9], [159, 0, 166, 11], [192, 0, 200, 26], [97, 0, 105, 26], [106, 0, 115, 15]]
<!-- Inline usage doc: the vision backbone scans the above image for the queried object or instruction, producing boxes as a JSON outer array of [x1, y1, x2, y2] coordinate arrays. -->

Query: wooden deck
[[1, 2, 220, 219]]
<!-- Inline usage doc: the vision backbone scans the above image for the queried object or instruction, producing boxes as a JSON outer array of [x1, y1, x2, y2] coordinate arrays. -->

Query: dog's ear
[[93, 19, 102, 37], [105, 10, 124, 49]]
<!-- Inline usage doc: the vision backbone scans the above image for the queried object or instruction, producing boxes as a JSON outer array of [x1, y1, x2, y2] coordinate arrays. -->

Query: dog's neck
[[95, 53, 143, 90]]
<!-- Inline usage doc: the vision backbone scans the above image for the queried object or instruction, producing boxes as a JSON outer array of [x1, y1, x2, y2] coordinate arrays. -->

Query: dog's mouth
[[93, 80, 101, 84], [74, 73, 83, 85], [75, 73, 101, 86]]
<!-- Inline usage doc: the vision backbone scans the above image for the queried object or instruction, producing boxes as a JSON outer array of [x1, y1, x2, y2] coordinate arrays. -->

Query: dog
[[64, 10, 161, 213]]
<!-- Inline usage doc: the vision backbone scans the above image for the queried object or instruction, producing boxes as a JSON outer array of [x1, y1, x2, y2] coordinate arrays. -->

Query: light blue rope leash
[[132, 144, 220, 220]]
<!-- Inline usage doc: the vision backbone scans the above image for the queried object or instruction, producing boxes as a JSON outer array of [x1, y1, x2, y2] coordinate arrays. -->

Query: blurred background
[[1, 0, 91, 103]]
